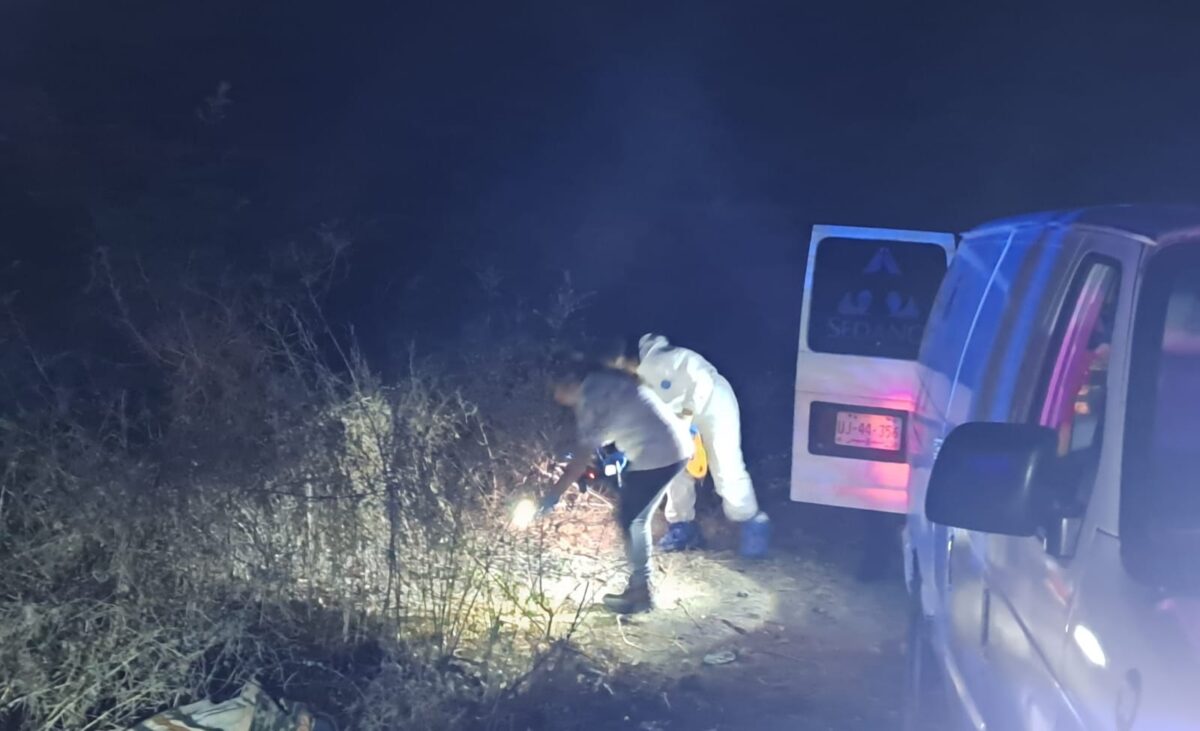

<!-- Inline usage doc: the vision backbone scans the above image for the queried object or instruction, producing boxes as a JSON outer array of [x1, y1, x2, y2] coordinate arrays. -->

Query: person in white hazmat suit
[[630, 334, 770, 557]]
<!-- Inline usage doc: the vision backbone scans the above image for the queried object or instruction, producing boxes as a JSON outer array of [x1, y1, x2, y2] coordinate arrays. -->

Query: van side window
[[1124, 248, 1200, 535], [1152, 278, 1200, 472], [1033, 260, 1121, 510], [808, 239, 948, 360]]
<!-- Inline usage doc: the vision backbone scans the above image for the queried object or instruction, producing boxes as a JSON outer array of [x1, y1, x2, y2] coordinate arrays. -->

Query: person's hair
[[590, 335, 630, 364], [550, 353, 638, 389], [549, 358, 594, 389]]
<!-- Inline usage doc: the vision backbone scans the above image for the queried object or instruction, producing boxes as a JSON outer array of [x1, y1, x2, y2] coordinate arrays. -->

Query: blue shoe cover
[[659, 521, 702, 552], [739, 512, 771, 558]]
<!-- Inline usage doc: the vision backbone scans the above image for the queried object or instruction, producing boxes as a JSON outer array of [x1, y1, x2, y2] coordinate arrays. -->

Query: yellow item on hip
[[686, 432, 708, 479]]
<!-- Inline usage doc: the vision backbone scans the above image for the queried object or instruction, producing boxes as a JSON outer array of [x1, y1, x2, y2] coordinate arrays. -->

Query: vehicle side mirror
[[926, 422, 1059, 536]]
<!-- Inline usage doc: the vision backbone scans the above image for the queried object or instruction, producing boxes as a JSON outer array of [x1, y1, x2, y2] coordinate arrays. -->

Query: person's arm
[[547, 387, 604, 505], [549, 450, 592, 498]]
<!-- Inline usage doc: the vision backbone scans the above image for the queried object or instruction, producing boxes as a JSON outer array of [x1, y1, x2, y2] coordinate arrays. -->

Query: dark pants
[[618, 461, 686, 588], [858, 510, 903, 581]]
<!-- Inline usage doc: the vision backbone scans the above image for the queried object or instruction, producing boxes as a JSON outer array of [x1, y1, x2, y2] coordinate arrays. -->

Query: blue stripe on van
[[947, 230, 1018, 427], [986, 221, 1075, 420]]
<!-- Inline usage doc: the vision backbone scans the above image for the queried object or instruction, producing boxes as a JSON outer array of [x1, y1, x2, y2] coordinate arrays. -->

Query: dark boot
[[602, 583, 652, 614]]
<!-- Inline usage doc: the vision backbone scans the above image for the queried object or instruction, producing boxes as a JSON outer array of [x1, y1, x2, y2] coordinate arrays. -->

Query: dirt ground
[[522, 475, 927, 731]]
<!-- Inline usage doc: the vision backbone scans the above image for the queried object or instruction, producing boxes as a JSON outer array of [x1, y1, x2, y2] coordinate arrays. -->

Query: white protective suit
[[636, 335, 760, 523]]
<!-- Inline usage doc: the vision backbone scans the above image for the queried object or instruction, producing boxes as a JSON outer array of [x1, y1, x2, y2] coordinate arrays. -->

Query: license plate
[[835, 411, 902, 452]]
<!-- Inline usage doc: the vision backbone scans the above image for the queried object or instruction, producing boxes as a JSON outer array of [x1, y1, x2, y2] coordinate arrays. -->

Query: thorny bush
[[0, 250, 599, 730]]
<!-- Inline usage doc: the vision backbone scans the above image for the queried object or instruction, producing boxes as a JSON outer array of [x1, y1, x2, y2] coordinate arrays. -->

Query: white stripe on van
[[943, 229, 1019, 439]]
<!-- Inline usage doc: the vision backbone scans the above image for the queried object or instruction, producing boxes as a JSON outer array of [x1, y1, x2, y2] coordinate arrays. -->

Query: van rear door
[[791, 225, 955, 514]]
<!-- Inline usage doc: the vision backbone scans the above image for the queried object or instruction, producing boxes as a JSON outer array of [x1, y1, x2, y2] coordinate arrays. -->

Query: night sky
[[4, 2, 1200, 395]]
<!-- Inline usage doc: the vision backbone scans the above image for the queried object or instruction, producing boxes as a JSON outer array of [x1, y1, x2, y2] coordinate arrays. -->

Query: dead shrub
[[0, 253, 598, 730]]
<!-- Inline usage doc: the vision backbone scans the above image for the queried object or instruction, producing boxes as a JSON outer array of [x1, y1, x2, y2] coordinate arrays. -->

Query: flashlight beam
[[511, 498, 538, 529]]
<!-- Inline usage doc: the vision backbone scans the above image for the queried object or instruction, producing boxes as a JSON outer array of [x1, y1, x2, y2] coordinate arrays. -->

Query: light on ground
[[511, 498, 538, 529]]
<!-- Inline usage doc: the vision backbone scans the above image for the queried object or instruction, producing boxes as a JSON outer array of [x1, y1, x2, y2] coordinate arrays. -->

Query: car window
[[1146, 264, 1200, 503], [808, 238, 948, 360], [1033, 259, 1121, 510], [1123, 246, 1200, 553]]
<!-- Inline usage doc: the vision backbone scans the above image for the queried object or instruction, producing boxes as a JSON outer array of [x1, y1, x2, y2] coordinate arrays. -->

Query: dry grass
[[0, 253, 609, 730]]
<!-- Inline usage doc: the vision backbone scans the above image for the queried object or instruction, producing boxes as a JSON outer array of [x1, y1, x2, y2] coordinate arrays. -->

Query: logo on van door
[[864, 247, 903, 276], [838, 290, 873, 316], [808, 239, 949, 360], [885, 291, 921, 319], [837, 289, 921, 319]]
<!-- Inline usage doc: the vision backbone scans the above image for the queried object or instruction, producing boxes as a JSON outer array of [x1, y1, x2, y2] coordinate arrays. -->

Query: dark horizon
[[5, 2, 1200, 378]]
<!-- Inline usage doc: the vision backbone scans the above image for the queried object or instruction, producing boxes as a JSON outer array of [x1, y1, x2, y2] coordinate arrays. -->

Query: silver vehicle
[[901, 206, 1200, 730]]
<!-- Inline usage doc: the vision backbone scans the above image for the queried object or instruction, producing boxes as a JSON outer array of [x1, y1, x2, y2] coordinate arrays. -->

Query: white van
[[897, 206, 1200, 730], [791, 225, 955, 514]]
